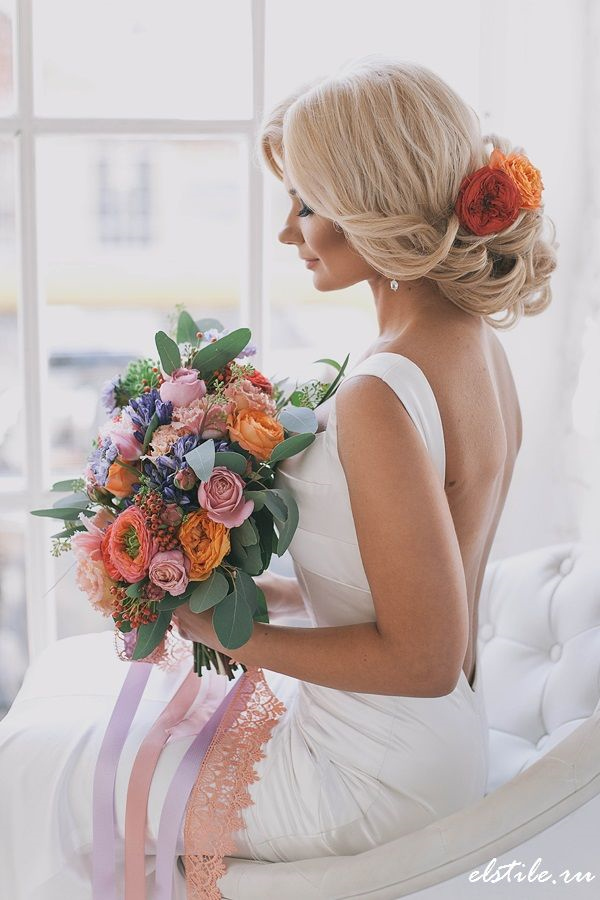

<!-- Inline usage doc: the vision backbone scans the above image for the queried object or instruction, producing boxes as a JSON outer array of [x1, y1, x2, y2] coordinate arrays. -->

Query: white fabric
[[0, 351, 488, 898]]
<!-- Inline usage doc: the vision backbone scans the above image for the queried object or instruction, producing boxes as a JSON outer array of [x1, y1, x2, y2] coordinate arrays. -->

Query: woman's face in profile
[[278, 165, 375, 291]]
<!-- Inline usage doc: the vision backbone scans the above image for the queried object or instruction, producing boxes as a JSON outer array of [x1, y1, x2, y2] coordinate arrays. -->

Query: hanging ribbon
[[153, 671, 249, 900], [92, 660, 153, 900]]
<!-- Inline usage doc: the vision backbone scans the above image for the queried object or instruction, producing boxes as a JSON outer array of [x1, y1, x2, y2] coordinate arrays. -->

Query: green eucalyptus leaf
[[213, 450, 248, 476], [261, 489, 288, 522], [184, 439, 215, 482], [155, 330, 182, 375], [188, 568, 230, 613], [269, 432, 315, 464], [125, 582, 143, 599], [157, 593, 192, 611], [278, 405, 318, 435], [52, 492, 90, 510], [31, 507, 95, 521], [131, 611, 172, 660], [254, 584, 269, 624], [244, 490, 266, 511], [232, 516, 259, 547], [212, 587, 254, 649], [273, 491, 299, 556], [176, 310, 199, 345], [51, 478, 80, 492], [190, 327, 251, 377], [196, 317, 225, 332]]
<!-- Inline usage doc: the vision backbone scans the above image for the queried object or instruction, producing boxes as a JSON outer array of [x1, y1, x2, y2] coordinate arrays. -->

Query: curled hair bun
[[258, 56, 558, 329]]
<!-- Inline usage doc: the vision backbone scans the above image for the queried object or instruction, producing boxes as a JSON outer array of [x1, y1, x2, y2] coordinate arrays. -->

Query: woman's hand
[[171, 604, 224, 651]]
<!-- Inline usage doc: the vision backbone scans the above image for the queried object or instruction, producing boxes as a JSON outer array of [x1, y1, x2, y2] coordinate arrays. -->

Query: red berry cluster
[[110, 584, 159, 629], [134, 490, 180, 551], [141, 366, 165, 394]]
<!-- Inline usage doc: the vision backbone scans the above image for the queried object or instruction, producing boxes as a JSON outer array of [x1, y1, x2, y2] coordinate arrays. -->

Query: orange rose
[[105, 457, 140, 499], [227, 407, 285, 461], [489, 148, 544, 210], [178, 509, 230, 581]]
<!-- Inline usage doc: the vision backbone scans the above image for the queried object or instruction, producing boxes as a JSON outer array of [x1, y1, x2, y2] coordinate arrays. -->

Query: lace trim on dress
[[182, 665, 287, 900]]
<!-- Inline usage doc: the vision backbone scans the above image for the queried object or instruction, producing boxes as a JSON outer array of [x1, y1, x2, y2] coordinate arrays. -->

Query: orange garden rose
[[105, 457, 140, 499], [178, 509, 230, 581], [227, 407, 285, 461], [106, 506, 154, 583], [489, 148, 544, 210]]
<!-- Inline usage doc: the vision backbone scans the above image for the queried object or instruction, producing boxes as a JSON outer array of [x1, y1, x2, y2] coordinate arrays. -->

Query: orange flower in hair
[[454, 147, 544, 236]]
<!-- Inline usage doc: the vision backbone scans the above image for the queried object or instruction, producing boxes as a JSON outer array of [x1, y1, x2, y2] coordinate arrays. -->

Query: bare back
[[316, 316, 522, 690]]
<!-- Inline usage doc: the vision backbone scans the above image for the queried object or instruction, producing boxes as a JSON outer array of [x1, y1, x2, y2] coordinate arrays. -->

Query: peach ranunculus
[[198, 466, 254, 528], [178, 509, 230, 581], [106, 506, 154, 583], [105, 457, 141, 499], [489, 148, 544, 210], [226, 407, 285, 461], [223, 378, 277, 415], [75, 555, 115, 615], [100, 524, 122, 580], [159, 367, 207, 408]]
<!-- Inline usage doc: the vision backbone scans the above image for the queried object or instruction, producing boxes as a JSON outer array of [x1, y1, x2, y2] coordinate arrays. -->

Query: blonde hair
[[256, 55, 558, 330]]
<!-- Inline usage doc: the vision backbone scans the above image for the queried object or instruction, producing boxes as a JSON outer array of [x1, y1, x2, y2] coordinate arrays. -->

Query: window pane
[[0, 511, 28, 720], [33, 0, 253, 119], [0, 1, 15, 116], [36, 136, 244, 482], [0, 138, 23, 483]]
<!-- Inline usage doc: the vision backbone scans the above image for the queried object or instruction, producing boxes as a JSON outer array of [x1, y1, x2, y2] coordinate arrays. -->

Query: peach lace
[[182, 666, 287, 899]]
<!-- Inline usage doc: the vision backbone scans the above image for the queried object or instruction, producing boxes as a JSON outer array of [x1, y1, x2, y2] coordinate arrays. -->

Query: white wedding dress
[[0, 351, 489, 899]]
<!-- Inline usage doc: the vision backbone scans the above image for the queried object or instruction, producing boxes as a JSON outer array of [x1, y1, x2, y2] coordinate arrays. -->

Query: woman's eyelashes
[[297, 200, 314, 217]]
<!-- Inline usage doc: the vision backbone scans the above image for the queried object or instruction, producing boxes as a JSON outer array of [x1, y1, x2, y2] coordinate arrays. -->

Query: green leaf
[[184, 439, 215, 482], [269, 432, 315, 464], [252, 506, 275, 570], [319, 353, 351, 403], [253, 584, 269, 624], [176, 310, 199, 345], [261, 489, 288, 522], [131, 610, 172, 660], [213, 450, 248, 476], [190, 327, 251, 377], [313, 357, 344, 371], [125, 581, 144, 599], [244, 490, 266, 511], [155, 330, 182, 374], [232, 516, 259, 547], [278, 405, 318, 435], [51, 478, 80, 492], [273, 491, 299, 556], [142, 412, 160, 453], [212, 587, 254, 649], [31, 507, 95, 520], [157, 592, 192, 611], [188, 568, 230, 613], [52, 492, 90, 510], [50, 525, 86, 539]]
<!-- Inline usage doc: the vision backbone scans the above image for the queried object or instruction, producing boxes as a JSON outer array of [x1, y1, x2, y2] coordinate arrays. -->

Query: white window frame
[[0, 0, 268, 661]]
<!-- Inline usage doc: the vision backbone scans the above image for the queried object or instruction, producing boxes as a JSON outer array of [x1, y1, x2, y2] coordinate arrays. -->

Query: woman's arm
[[174, 375, 469, 697]]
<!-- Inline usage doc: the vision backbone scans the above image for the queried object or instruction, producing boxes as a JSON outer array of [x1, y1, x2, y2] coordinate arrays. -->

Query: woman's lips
[[305, 259, 319, 268]]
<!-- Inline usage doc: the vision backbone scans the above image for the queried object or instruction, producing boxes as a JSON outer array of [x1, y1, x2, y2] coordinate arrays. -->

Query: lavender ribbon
[[153, 672, 249, 900], [92, 660, 153, 900]]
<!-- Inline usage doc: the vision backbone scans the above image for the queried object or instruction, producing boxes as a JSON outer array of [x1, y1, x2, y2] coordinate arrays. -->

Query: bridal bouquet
[[32, 309, 348, 677]]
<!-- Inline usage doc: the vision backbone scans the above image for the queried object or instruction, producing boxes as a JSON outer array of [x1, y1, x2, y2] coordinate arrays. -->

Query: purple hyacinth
[[140, 433, 203, 508], [125, 389, 173, 444], [88, 435, 118, 486]]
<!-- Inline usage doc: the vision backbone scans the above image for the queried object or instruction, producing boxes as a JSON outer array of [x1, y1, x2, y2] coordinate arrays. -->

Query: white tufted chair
[[208, 541, 600, 899]]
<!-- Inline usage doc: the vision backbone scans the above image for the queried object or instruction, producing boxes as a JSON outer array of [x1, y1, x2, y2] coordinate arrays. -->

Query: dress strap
[[341, 352, 446, 486]]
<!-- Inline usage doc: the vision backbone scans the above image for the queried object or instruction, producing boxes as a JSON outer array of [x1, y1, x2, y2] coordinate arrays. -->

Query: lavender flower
[[237, 342, 257, 359], [141, 433, 203, 508], [88, 436, 118, 486], [125, 389, 173, 444]]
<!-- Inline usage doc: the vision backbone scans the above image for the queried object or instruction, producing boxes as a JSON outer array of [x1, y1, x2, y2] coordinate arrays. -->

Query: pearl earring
[[390, 279, 399, 291]]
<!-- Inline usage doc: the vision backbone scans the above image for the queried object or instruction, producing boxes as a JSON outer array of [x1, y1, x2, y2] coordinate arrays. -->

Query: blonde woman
[[0, 55, 557, 899]]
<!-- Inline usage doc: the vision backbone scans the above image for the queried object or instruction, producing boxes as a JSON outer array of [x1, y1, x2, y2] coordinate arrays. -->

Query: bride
[[0, 56, 555, 899]]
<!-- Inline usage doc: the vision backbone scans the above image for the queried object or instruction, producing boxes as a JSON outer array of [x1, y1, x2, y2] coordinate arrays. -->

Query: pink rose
[[197, 466, 254, 528], [159, 368, 206, 408], [148, 549, 190, 596], [104, 411, 143, 461]]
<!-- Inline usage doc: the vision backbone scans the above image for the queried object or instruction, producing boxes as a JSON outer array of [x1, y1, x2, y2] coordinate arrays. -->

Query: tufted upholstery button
[[549, 643, 562, 662], [559, 557, 574, 576], [480, 623, 494, 641]]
